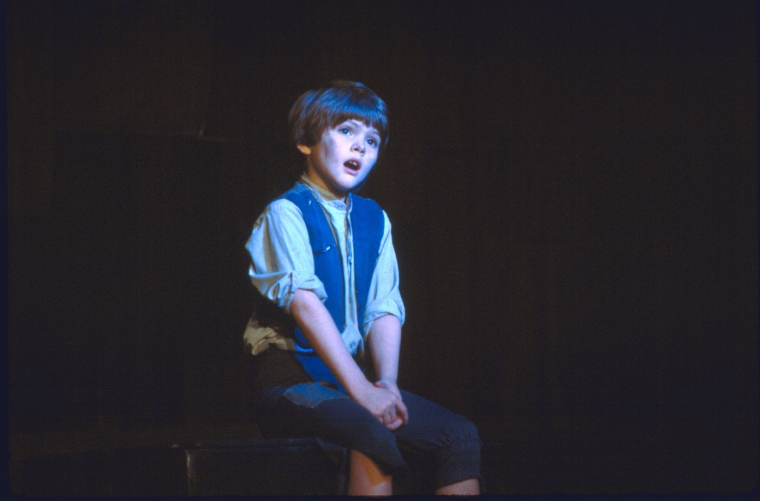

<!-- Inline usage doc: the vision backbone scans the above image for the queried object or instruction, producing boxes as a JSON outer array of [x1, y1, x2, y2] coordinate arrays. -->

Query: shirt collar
[[299, 173, 351, 211]]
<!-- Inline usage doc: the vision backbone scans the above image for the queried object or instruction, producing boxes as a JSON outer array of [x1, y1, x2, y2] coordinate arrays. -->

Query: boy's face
[[299, 119, 381, 199]]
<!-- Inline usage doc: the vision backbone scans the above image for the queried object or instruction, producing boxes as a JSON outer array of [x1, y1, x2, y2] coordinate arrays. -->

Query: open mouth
[[344, 160, 360, 172]]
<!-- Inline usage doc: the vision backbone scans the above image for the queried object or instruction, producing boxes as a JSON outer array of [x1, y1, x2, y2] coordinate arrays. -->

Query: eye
[[339, 127, 351, 135], [367, 137, 380, 147]]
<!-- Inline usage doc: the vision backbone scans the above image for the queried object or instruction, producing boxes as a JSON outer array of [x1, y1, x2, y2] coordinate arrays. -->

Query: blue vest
[[279, 184, 384, 390]]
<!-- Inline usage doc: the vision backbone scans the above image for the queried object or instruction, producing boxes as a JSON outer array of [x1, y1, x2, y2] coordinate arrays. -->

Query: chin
[[336, 180, 360, 193]]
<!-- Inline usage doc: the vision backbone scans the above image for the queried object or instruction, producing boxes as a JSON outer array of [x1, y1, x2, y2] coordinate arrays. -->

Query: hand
[[373, 379, 408, 428], [373, 379, 401, 400], [354, 382, 408, 431]]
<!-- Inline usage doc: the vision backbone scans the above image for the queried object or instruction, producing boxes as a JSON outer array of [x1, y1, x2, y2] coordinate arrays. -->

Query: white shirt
[[244, 174, 405, 356]]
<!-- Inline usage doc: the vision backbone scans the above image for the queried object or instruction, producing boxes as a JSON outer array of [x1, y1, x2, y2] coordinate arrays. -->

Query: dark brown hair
[[288, 81, 389, 150]]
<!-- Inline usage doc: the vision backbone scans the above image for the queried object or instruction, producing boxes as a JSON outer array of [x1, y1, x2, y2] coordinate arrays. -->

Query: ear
[[296, 144, 312, 155]]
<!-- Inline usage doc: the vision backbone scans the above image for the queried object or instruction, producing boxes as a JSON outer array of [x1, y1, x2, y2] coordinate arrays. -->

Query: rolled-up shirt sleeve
[[246, 199, 327, 313], [363, 211, 406, 334]]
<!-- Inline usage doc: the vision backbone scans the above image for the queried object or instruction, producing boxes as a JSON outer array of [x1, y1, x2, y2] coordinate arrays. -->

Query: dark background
[[7, 0, 757, 493]]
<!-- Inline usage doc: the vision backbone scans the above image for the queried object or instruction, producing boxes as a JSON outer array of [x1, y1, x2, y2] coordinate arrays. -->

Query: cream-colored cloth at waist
[[243, 314, 295, 355]]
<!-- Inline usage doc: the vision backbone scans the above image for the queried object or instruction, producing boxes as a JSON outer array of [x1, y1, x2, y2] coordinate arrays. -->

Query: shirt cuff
[[281, 271, 328, 313], [363, 298, 405, 334]]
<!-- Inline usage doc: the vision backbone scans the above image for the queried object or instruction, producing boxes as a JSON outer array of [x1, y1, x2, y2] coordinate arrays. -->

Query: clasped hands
[[355, 379, 409, 430]]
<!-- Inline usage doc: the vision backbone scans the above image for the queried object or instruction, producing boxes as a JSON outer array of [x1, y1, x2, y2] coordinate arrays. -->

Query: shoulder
[[262, 198, 300, 218], [268, 197, 301, 214], [353, 194, 390, 223], [266, 184, 310, 212], [351, 194, 388, 240], [278, 184, 313, 205], [351, 192, 380, 207], [255, 198, 305, 230], [351, 193, 383, 215], [250, 198, 310, 248]]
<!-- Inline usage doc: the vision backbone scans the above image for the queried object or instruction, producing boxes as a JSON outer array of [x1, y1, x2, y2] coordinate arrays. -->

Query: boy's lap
[[258, 383, 388, 442], [259, 384, 476, 453], [394, 390, 480, 450]]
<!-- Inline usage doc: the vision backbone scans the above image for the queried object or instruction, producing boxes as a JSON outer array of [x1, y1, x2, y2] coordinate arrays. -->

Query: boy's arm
[[363, 212, 405, 347], [246, 200, 327, 310], [290, 289, 408, 430], [367, 314, 403, 391], [363, 213, 406, 408]]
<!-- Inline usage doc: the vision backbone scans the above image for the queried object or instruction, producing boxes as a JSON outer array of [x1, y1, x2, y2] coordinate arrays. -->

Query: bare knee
[[347, 449, 393, 496]]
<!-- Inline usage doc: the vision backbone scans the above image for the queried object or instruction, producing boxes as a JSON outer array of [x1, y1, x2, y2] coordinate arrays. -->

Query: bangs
[[321, 94, 388, 142], [329, 108, 387, 135], [289, 81, 389, 148]]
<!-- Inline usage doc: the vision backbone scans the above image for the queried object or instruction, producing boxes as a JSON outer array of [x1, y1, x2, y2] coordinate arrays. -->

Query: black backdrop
[[7, 0, 757, 480]]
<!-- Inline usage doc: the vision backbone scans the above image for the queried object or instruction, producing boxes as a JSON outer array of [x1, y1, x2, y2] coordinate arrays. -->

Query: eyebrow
[[341, 120, 380, 135]]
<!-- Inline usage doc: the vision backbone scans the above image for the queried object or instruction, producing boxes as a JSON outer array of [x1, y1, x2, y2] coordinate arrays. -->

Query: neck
[[303, 169, 347, 202]]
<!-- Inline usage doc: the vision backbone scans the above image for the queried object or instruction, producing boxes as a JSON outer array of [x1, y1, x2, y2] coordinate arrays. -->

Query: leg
[[347, 450, 393, 496], [256, 384, 408, 486], [436, 478, 480, 495], [394, 390, 482, 494]]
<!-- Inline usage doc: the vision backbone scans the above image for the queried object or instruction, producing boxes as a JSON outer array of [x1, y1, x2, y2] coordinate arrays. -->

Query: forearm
[[290, 288, 371, 398], [290, 290, 407, 429], [367, 314, 402, 384]]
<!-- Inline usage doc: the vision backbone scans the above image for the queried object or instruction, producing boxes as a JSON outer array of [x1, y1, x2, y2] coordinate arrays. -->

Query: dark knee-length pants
[[255, 382, 481, 489]]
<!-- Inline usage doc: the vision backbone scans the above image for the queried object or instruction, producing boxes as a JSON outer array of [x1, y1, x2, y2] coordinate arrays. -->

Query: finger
[[385, 417, 404, 431], [395, 401, 409, 426], [384, 410, 396, 426]]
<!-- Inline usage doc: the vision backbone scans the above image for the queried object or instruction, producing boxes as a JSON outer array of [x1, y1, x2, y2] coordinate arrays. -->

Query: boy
[[244, 81, 480, 495]]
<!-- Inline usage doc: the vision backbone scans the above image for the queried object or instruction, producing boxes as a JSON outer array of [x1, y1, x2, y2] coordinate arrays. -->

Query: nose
[[351, 141, 365, 154]]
